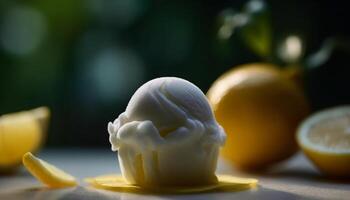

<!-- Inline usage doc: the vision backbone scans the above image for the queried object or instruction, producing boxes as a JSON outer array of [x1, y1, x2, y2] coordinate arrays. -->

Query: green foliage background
[[0, 0, 349, 147]]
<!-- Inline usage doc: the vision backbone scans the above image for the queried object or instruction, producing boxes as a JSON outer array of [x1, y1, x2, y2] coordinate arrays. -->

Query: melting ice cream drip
[[108, 77, 226, 186]]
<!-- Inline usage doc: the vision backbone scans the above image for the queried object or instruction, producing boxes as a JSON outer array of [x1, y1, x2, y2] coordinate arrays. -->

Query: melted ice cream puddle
[[108, 77, 226, 186]]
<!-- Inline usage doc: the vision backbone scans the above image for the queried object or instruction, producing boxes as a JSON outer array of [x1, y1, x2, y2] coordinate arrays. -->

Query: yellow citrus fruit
[[297, 106, 350, 177], [23, 152, 77, 188], [0, 107, 50, 172], [207, 63, 309, 169]]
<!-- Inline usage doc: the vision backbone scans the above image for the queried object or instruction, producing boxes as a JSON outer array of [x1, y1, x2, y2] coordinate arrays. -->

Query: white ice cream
[[108, 77, 226, 186]]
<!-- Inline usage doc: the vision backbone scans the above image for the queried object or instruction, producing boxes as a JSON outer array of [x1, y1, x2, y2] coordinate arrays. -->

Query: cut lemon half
[[297, 106, 350, 177], [0, 107, 50, 171], [85, 174, 257, 194], [22, 152, 77, 188]]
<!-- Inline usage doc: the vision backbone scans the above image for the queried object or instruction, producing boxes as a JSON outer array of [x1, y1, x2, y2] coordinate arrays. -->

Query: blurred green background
[[0, 0, 349, 147]]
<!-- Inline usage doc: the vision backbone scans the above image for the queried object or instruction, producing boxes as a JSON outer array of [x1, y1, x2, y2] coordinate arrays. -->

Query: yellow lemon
[[297, 106, 350, 177], [22, 152, 77, 188], [207, 63, 309, 169], [0, 107, 50, 172]]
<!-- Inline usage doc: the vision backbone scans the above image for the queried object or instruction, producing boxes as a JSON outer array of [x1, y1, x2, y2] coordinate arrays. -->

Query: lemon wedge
[[22, 152, 77, 188], [85, 174, 257, 194], [297, 106, 350, 177], [0, 107, 50, 171]]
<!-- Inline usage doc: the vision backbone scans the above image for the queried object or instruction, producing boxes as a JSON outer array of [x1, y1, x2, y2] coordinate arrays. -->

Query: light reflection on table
[[0, 149, 349, 200]]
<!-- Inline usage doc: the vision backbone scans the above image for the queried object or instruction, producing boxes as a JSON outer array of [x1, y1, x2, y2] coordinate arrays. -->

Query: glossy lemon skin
[[207, 64, 309, 169], [301, 146, 350, 177]]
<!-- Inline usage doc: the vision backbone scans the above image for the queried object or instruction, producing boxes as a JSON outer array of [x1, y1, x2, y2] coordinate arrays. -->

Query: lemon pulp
[[308, 115, 350, 151]]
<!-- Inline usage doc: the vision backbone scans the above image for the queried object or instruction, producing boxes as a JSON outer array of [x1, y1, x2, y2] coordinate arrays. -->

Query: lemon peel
[[207, 64, 309, 169], [85, 174, 257, 194], [22, 152, 77, 188]]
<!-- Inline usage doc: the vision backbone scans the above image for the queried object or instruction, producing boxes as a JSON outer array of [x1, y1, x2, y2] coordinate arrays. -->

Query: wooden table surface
[[0, 149, 349, 200]]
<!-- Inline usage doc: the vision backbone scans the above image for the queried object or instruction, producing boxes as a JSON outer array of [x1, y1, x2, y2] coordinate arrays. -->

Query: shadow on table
[[0, 186, 76, 200], [0, 167, 33, 177], [257, 167, 350, 184], [1, 186, 316, 200], [91, 186, 318, 200]]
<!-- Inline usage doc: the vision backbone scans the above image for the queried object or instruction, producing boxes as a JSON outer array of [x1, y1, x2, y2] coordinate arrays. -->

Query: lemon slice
[[0, 107, 50, 170], [297, 106, 350, 177], [85, 174, 257, 194], [22, 152, 77, 188]]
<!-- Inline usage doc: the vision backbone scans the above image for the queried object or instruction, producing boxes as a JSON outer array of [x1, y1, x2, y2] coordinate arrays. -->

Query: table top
[[0, 149, 349, 200]]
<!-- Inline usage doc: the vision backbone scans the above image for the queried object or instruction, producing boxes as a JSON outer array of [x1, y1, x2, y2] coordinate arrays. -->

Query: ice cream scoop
[[108, 77, 226, 186]]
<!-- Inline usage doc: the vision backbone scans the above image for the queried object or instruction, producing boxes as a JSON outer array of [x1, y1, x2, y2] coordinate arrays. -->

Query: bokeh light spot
[[0, 5, 47, 56], [279, 35, 303, 63], [79, 47, 144, 104]]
